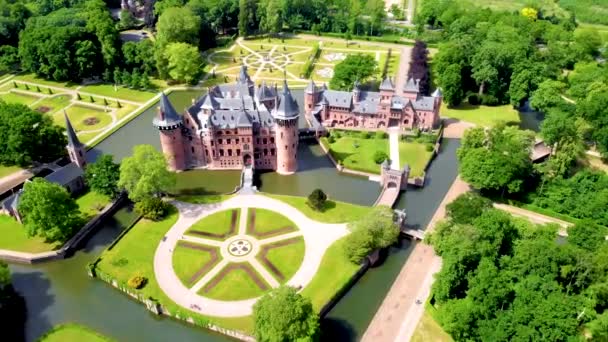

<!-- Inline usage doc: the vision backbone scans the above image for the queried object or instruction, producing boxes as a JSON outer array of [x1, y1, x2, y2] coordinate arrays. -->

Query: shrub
[[307, 188, 327, 211], [135, 197, 168, 220], [374, 151, 389, 164], [344, 206, 399, 263], [467, 93, 480, 105], [480, 94, 499, 106], [332, 131, 342, 139], [375, 131, 388, 139], [327, 135, 335, 144], [127, 275, 147, 289], [360, 131, 371, 139], [425, 144, 435, 152]]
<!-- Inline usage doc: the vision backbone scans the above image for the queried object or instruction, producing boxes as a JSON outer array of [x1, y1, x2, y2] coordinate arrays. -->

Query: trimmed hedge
[[301, 43, 321, 78]]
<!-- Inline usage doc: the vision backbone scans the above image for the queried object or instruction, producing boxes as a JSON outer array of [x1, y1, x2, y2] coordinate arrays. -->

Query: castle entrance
[[388, 118, 400, 127], [243, 154, 252, 166]]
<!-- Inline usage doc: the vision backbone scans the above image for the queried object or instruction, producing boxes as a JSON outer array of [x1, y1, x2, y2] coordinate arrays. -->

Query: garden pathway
[[389, 128, 400, 170], [154, 194, 348, 317]]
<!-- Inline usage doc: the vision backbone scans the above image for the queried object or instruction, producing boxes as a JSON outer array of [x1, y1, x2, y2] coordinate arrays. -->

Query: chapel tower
[[153, 93, 186, 171], [273, 80, 300, 175], [64, 112, 86, 168]]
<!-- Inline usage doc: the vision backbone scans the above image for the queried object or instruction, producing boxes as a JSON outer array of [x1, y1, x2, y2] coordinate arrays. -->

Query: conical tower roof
[[404, 77, 419, 92], [431, 88, 443, 97], [153, 93, 183, 129], [237, 65, 253, 85], [305, 79, 316, 94], [64, 111, 82, 147], [380, 77, 395, 91], [273, 80, 300, 120]]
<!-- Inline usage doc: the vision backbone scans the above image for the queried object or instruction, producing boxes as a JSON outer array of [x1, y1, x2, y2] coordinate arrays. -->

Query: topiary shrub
[[327, 135, 335, 144], [467, 93, 480, 105], [135, 197, 168, 220], [307, 188, 327, 211], [360, 131, 371, 139], [425, 144, 435, 152], [480, 94, 499, 106], [332, 131, 342, 139], [375, 131, 388, 139], [127, 275, 147, 289], [374, 151, 388, 164]]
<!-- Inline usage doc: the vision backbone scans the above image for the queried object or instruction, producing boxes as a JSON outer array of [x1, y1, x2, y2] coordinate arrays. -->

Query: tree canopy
[[18, 178, 82, 243], [118, 145, 176, 202], [329, 54, 377, 91], [343, 206, 399, 263], [85, 154, 121, 198], [0, 101, 66, 167], [164, 42, 204, 84], [253, 286, 319, 342], [457, 124, 534, 194]]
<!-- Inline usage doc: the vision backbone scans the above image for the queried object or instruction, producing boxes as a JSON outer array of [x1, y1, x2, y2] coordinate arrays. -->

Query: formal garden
[[320, 129, 436, 176], [204, 36, 401, 87]]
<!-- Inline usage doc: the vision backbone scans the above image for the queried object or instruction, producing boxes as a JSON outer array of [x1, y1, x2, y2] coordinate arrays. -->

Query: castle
[[154, 66, 300, 174], [304, 77, 442, 131]]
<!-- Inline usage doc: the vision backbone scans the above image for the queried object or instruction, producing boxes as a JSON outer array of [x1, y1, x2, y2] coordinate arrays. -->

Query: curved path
[[154, 194, 348, 317]]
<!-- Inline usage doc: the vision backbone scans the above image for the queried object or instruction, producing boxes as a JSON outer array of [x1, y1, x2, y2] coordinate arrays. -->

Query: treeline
[[422, 0, 603, 107], [429, 193, 608, 341]]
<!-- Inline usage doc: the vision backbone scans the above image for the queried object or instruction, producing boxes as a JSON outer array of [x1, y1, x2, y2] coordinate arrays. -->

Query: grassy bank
[[264, 193, 373, 223], [39, 323, 114, 342], [442, 102, 520, 127]]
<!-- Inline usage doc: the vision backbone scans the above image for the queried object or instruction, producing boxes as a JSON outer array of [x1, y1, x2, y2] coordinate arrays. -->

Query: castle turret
[[304, 79, 317, 112], [64, 111, 86, 168], [273, 80, 300, 175], [352, 80, 361, 103], [379, 77, 395, 103], [431, 88, 443, 128], [153, 93, 186, 171], [403, 77, 420, 101]]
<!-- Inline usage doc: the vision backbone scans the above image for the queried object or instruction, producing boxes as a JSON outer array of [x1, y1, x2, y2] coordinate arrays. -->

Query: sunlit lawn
[[75, 191, 110, 220], [0, 91, 41, 105], [201, 263, 269, 301], [264, 193, 373, 223], [40, 323, 114, 342], [186, 209, 240, 240], [411, 309, 453, 342], [32, 94, 72, 114], [0, 165, 23, 178], [322, 135, 389, 174], [262, 237, 305, 283], [172, 244, 218, 287], [399, 141, 434, 177], [0, 214, 59, 253], [78, 84, 156, 103], [441, 102, 520, 127], [53, 105, 112, 132], [248, 208, 297, 236]]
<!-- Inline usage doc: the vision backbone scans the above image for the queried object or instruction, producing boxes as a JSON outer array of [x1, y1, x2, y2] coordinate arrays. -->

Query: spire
[[64, 111, 81, 147], [404, 77, 419, 92], [153, 92, 183, 129], [238, 65, 253, 85], [379, 77, 395, 91], [273, 80, 299, 120], [431, 88, 443, 97], [305, 79, 316, 94]]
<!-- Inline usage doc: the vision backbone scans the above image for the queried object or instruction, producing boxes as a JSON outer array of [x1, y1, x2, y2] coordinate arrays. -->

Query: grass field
[[172, 244, 218, 287], [441, 102, 520, 127], [95, 205, 254, 332], [54, 105, 113, 132], [249, 208, 298, 236], [79, 84, 156, 103], [411, 309, 453, 342], [264, 193, 373, 223], [201, 263, 269, 301], [75, 191, 110, 220], [261, 237, 305, 283], [301, 237, 360, 310], [39, 323, 113, 342], [0, 164, 22, 178], [322, 135, 389, 174], [186, 209, 241, 240], [0, 91, 41, 105], [33, 94, 72, 114], [399, 141, 433, 177], [13, 73, 79, 89]]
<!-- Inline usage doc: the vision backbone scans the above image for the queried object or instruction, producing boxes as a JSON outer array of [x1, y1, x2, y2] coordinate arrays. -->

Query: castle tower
[[64, 112, 86, 168], [153, 93, 186, 171], [273, 80, 300, 175], [403, 78, 420, 101], [431, 88, 443, 128], [379, 77, 395, 103], [304, 79, 317, 111], [352, 80, 361, 104]]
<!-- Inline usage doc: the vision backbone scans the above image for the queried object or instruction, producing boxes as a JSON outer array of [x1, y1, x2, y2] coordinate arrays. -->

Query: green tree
[[329, 54, 377, 91], [568, 220, 606, 252], [156, 7, 201, 46], [253, 286, 319, 342], [437, 63, 463, 106], [530, 80, 567, 113], [259, 0, 282, 35], [457, 124, 534, 194], [134, 197, 169, 220], [84, 154, 120, 198], [154, 0, 186, 16], [344, 206, 399, 263], [0, 46, 20, 73], [118, 9, 137, 30], [0, 102, 66, 166], [445, 193, 492, 225], [164, 42, 204, 84], [18, 179, 82, 242], [118, 145, 176, 202], [238, 0, 258, 37], [307, 189, 327, 211], [0, 261, 9, 287]]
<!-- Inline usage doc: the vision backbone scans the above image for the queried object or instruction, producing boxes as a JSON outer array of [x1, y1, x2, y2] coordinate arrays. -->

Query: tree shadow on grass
[[320, 317, 357, 342]]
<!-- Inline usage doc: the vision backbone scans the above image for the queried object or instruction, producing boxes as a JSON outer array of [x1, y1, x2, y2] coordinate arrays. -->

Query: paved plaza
[[153, 194, 348, 317]]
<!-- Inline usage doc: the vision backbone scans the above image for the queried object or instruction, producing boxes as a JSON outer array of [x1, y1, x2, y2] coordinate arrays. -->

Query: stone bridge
[[373, 162, 410, 208]]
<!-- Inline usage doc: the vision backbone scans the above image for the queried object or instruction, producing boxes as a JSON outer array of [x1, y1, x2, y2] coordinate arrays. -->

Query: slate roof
[[237, 65, 254, 85], [257, 81, 276, 101], [412, 96, 435, 111], [379, 77, 395, 91], [354, 91, 380, 114], [305, 79, 316, 94], [404, 78, 419, 92], [272, 80, 300, 120], [208, 109, 274, 129], [44, 163, 83, 186], [323, 90, 352, 108], [64, 112, 82, 147], [431, 88, 443, 97], [153, 93, 183, 128]]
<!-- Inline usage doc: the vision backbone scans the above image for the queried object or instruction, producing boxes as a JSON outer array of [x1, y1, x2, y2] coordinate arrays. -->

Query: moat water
[[11, 89, 461, 341]]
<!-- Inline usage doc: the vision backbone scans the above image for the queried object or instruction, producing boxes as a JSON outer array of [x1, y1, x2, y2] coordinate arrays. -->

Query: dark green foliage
[[429, 205, 608, 341], [344, 206, 399, 263], [330, 54, 377, 91], [445, 193, 492, 225], [307, 189, 327, 211], [0, 102, 66, 166], [568, 221, 607, 252], [359, 131, 370, 139], [373, 151, 388, 164], [375, 131, 387, 139], [135, 197, 169, 220], [0, 46, 20, 73], [85, 155, 120, 198], [253, 286, 319, 342], [127, 275, 147, 289], [18, 179, 82, 243]]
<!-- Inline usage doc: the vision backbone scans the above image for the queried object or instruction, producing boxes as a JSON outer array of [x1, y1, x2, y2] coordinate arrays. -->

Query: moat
[[11, 90, 460, 341]]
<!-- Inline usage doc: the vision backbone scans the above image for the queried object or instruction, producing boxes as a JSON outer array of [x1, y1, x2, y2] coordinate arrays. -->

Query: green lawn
[[0, 91, 41, 105], [33, 94, 72, 114], [54, 105, 113, 133], [411, 309, 453, 342], [0, 164, 22, 178], [265, 193, 373, 223], [175, 194, 233, 204], [13, 73, 79, 89], [261, 237, 305, 283], [0, 214, 60, 253], [201, 263, 269, 301], [78, 84, 156, 103], [172, 244, 218, 287], [248, 208, 298, 236], [75, 191, 110, 220], [399, 141, 433, 177], [441, 102, 520, 127], [322, 135, 389, 174], [301, 237, 360, 310], [95, 205, 253, 332], [186, 209, 240, 240], [39, 323, 113, 342]]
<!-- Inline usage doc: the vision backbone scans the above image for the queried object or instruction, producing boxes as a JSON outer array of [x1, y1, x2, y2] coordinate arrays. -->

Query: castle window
[[271, 148, 275, 156], [263, 148, 268, 156], [211, 140, 214, 146], [205, 150, 209, 156], [257, 138, 260, 144], [281, 132, 283, 138], [189, 136, 193, 141], [236, 149, 241, 156], [292, 144, 295, 149], [228, 149, 233, 156], [263, 138, 267, 144], [191, 147, 195, 153], [227, 138, 231, 144], [236, 138, 240, 144], [270, 137, 274, 144], [285, 145, 287, 150], [219, 149, 224, 157], [212, 150, 215, 157]]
